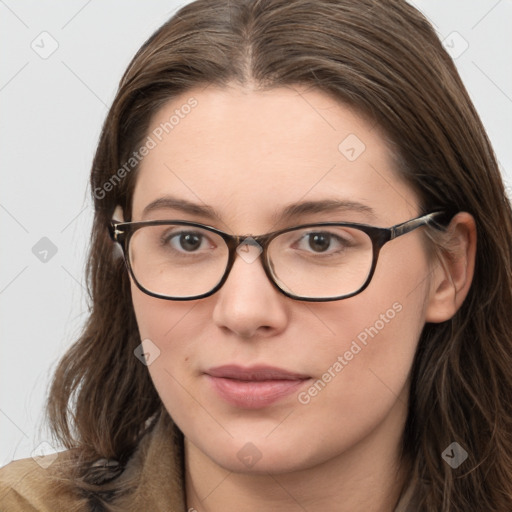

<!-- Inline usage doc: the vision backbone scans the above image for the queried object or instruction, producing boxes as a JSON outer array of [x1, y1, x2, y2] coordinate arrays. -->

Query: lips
[[204, 365, 311, 409]]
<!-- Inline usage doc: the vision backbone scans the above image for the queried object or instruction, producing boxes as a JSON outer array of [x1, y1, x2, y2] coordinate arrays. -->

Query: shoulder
[[0, 411, 185, 512], [0, 450, 89, 512]]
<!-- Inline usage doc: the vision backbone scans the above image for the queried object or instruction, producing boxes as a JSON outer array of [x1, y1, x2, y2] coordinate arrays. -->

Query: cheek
[[302, 237, 430, 399], [131, 283, 182, 341], [306, 295, 422, 407], [130, 288, 218, 443], [130, 283, 201, 389], [290, 291, 425, 467]]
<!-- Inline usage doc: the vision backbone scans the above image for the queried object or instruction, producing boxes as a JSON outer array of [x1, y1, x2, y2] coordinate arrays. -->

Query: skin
[[122, 84, 476, 511]]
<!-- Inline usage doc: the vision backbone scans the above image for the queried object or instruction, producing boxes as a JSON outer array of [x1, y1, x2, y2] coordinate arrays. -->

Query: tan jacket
[[0, 411, 416, 511]]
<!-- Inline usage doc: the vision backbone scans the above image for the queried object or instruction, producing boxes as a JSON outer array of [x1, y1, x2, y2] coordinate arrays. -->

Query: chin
[[193, 431, 332, 476]]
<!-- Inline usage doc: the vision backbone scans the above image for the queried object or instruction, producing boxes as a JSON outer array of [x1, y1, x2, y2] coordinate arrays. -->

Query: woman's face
[[128, 85, 436, 474]]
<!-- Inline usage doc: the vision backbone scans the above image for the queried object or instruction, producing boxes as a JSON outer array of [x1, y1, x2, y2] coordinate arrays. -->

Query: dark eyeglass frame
[[109, 211, 452, 302]]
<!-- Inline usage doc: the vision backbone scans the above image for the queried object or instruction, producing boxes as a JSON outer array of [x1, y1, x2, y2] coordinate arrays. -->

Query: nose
[[211, 241, 288, 339]]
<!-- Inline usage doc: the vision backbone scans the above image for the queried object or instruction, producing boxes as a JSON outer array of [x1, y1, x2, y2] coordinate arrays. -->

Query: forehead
[[131, 85, 418, 227]]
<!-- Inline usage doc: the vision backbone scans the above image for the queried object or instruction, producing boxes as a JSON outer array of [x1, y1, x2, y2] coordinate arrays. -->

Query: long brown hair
[[46, 0, 512, 509]]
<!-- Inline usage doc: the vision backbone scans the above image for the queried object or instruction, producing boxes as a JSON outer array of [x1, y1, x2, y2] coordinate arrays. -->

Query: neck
[[184, 398, 411, 512]]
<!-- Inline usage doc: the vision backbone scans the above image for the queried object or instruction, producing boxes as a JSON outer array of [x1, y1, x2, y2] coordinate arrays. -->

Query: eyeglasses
[[109, 211, 450, 302]]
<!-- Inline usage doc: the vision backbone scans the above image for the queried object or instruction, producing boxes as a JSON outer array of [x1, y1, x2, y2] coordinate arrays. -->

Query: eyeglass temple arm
[[390, 211, 449, 240]]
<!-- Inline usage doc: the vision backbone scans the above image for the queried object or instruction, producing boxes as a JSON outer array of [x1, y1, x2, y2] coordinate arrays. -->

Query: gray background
[[1, 0, 511, 465]]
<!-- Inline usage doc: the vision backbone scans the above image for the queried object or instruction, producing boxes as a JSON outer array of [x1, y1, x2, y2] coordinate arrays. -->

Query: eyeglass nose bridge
[[221, 229, 277, 262], [233, 236, 265, 264], [215, 232, 286, 297]]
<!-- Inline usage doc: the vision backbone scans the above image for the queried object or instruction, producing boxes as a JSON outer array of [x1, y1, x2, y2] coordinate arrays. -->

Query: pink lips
[[204, 365, 311, 409]]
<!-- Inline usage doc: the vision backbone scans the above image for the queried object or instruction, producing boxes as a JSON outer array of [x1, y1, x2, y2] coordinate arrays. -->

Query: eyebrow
[[141, 195, 377, 223]]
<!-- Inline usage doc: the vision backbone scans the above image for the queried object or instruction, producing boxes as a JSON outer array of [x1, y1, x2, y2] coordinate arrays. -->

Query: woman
[[1, 0, 511, 510]]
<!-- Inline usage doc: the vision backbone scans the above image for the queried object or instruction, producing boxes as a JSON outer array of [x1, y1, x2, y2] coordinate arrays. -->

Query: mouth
[[204, 365, 311, 409]]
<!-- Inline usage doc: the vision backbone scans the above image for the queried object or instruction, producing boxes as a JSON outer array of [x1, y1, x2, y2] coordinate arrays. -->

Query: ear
[[424, 212, 477, 323], [112, 205, 125, 222]]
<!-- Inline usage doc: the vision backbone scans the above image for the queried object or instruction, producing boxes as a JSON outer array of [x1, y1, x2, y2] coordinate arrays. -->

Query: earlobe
[[424, 212, 477, 323]]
